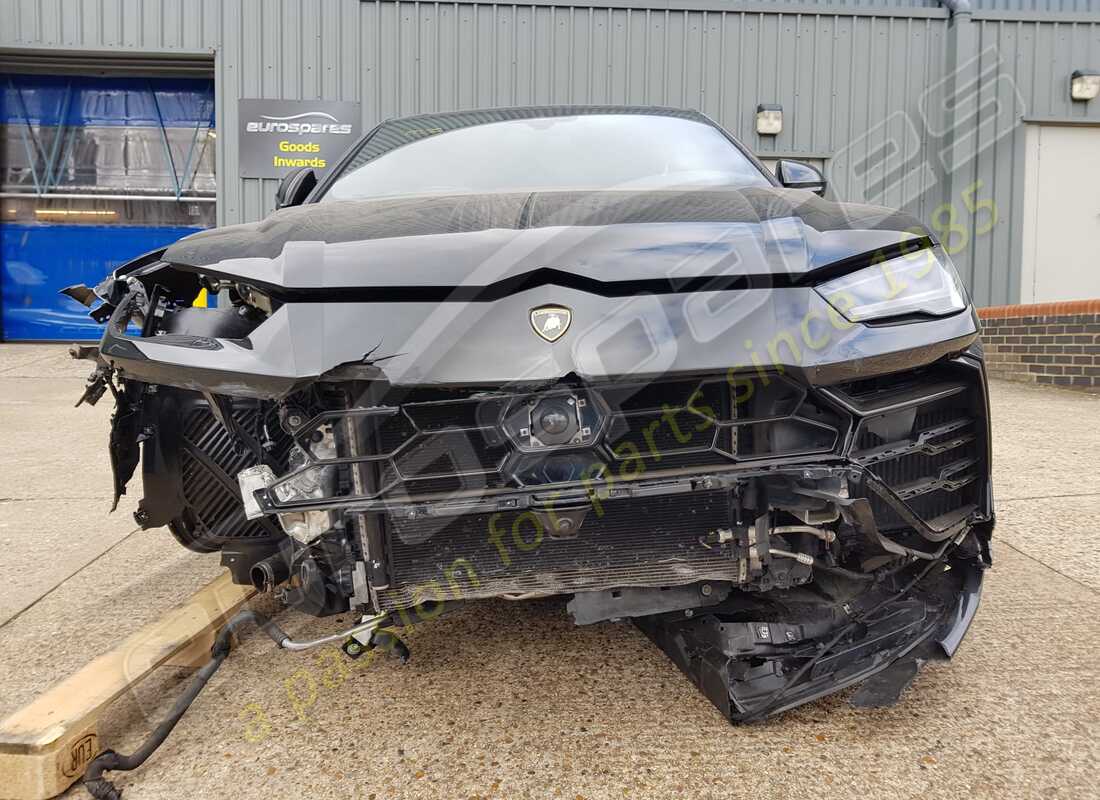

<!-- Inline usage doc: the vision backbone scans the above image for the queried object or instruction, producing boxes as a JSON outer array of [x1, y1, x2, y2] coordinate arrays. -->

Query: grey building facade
[[2, 0, 1099, 315]]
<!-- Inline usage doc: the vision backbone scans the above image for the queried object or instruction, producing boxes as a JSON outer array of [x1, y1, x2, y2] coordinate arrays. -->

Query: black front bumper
[[87, 288, 995, 722], [638, 545, 987, 722]]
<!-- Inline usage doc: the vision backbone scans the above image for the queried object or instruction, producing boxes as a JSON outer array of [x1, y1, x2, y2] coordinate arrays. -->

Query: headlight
[[815, 246, 967, 323]]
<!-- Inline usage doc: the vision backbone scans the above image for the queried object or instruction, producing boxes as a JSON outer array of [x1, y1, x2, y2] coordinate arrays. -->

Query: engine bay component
[[568, 582, 733, 625]]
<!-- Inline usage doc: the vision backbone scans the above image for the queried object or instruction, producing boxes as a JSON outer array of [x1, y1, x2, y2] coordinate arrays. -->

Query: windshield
[[321, 114, 770, 201]]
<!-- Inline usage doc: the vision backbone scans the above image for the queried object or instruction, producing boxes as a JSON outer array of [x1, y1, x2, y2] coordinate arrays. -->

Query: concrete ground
[[0, 343, 1097, 800]]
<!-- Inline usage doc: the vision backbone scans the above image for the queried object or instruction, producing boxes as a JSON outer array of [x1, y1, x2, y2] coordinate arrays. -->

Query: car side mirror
[[774, 159, 827, 197], [274, 167, 318, 209]]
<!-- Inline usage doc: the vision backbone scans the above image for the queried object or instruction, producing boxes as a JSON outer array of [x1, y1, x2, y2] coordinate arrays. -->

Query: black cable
[[83, 611, 289, 800], [813, 560, 876, 582], [770, 550, 877, 583]]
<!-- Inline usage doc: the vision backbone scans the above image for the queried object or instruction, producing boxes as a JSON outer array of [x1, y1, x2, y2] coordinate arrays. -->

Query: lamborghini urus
[[66, 106, 993, 721]]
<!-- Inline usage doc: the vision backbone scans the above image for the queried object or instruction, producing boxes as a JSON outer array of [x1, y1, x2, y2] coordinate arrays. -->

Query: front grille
[[841, 370, 986, 531], [347, 363, 989, 608], [351, 374, 843, 502], [375, 491, 738, 609]]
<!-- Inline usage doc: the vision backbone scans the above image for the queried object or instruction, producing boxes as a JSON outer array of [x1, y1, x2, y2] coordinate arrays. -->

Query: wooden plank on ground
[[0, 571, 255, 800]]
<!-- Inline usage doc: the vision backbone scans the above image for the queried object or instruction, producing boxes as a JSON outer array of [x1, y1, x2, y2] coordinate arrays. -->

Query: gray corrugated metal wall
[[3, 0, 1100, 306], [219, 2, 955, 244], [971, 1, 1100, 11], [962, 16, 1100, 304], [3, 0, 223, 51]]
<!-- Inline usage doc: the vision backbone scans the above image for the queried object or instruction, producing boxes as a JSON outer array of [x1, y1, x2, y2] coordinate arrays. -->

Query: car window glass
[[322, 115, 769, 201]]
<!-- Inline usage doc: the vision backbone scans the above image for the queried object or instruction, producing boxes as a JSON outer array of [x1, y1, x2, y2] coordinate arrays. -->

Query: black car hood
[[164, 188, 930, 293], [100, 186, 976, 397]]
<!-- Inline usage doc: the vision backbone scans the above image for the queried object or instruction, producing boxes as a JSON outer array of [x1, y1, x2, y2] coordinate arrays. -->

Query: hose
[[768, 548, 875, 582], [83, 611, 289, 800]]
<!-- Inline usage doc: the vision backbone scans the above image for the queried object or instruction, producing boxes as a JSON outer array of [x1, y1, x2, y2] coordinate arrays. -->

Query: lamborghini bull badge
[[530, 306, 572, 342]]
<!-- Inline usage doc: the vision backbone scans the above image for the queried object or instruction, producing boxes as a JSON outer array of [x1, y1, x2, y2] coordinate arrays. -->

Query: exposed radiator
[[375, 491, 739, 610], [177, 398, 292, 543]]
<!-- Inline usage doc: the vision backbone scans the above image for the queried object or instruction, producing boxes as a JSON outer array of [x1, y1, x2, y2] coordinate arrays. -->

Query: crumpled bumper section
[[637, 548, 986, 721]]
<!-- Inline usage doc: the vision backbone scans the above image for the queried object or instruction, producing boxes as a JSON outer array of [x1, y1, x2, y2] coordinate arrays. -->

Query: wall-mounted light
[[756, 104, 783, 136], [1070, 70, 1100, 101], [34, 208, 117, 218]]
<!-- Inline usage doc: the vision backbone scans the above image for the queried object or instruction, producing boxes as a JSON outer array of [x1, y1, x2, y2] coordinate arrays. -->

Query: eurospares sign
[[238, 99, 361, 178]]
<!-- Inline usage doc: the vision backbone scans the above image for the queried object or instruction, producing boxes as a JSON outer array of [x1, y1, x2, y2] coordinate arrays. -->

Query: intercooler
[[171, 395, 293, 547]]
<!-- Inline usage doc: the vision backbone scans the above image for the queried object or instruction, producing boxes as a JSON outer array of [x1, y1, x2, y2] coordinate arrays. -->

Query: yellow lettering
[[727, 369, 756, 406], [825, 292, 857, 331], [284, 668, 318, 722], [444, 557, 480, 595], [238, 702, 271, 743], [613, 440, 646, 481], [581, 462, 609, 517], [800, 308, 831, 351], [661, 404, 694, 444], [511, 512, 544, 552], [686, 389, 717, 432], [279, 140, 321, 153], [314, 647, 349, 690], [412, 582, 447, 619], [767, 330, 802, 371], [487, 513, 512, 566]]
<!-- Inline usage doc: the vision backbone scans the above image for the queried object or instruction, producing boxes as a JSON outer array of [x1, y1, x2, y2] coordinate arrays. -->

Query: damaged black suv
[[68, 106, 992, 722]]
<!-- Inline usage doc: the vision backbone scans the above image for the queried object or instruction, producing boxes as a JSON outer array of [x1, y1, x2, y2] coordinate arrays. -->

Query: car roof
[[381, 104, 711, 127], [328, 105, 719, 180]]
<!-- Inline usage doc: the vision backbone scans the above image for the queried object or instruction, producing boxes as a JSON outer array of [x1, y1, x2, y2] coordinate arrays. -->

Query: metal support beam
[[7, 76, 43, 195], [177, 82, 215, 200], [148, 79, 183, 201], [940, 4, 979, 293], [40, 80, 72, 192]]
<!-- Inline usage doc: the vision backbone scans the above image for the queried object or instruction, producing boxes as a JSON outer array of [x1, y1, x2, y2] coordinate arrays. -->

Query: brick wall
[[979, 300, 1100, 391]]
